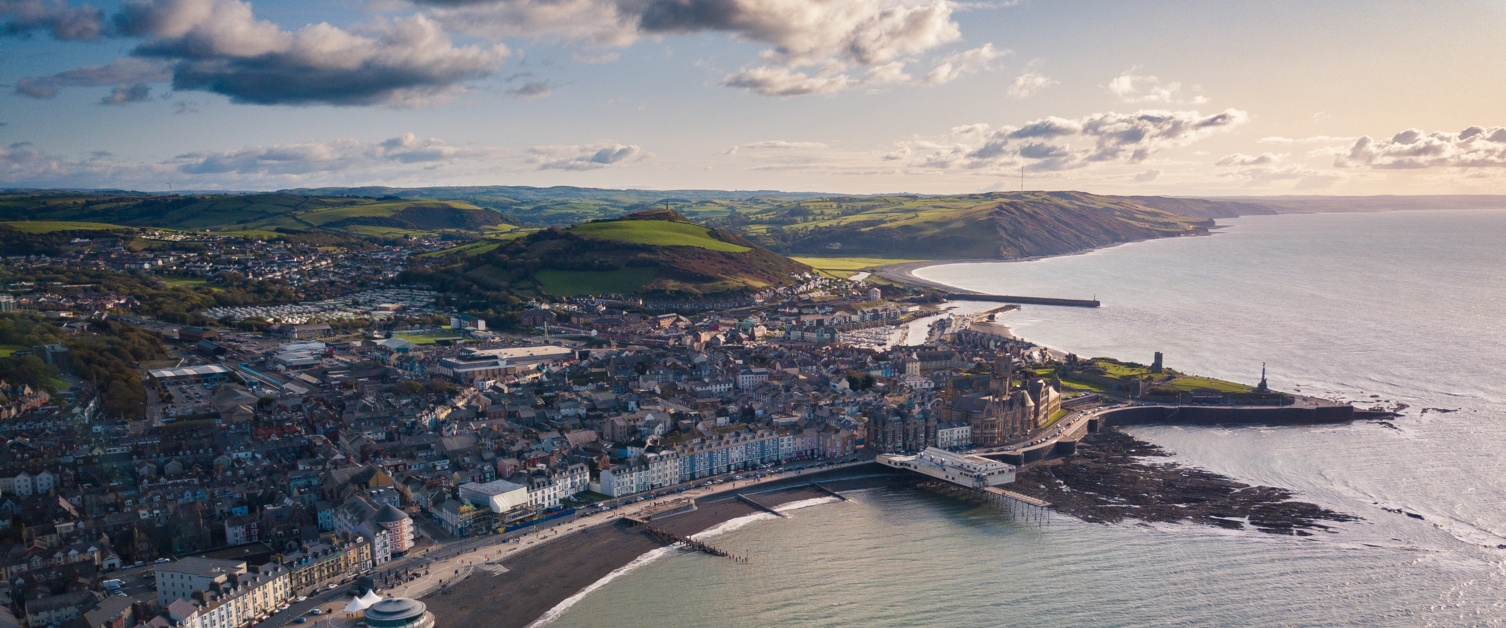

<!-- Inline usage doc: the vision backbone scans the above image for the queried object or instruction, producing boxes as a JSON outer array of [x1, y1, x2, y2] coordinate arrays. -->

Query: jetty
[[640, 525, 747, 563], [941, 292, 1100, 308], [736, 494, 788, 518], [809, 482, 848, 501]]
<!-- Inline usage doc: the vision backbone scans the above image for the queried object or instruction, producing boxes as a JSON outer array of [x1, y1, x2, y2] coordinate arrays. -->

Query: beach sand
[[430, 472, 908, 628]]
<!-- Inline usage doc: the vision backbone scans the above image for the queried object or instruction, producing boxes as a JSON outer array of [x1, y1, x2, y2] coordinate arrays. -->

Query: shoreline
[[874, 228, 1224, 291], [428, 472, 909, 628]]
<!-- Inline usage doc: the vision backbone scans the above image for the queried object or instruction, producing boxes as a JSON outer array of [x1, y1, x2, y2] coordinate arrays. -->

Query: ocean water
[[545, 209, 1506, 627]]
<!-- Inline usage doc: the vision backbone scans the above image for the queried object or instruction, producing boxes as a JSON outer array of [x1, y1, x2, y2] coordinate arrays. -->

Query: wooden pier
[[640, 526, 748, 563], [916, 481, 1052, 525]]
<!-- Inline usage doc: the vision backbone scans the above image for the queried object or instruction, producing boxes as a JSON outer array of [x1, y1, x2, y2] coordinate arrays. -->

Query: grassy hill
[[0, 192, 514, 237], [725, 191, 1214, 261], [407, 210, 811, 299], [281, 185, 826, 227]]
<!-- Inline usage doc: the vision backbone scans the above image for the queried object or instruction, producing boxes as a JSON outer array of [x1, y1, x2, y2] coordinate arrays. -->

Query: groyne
[[940, 292, 1100, 308]]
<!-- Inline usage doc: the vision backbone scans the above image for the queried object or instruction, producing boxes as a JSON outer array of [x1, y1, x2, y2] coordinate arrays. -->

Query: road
[[252, 455, 875, 627]]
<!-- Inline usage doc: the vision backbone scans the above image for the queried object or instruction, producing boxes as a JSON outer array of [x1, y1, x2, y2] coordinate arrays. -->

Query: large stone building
[[939, 359, 1062, 447]]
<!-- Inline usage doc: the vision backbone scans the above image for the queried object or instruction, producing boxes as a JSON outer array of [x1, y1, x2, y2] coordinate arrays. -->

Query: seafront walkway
[[257, 459, 878, 627]]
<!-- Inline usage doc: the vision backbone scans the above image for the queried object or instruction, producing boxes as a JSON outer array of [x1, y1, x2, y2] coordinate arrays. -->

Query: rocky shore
[[1008, 428, 1358, 535]]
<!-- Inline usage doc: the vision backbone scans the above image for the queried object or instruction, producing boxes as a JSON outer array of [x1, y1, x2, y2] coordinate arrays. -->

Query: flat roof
[[148, 364, 232, 379], [459, 479, 526, 496]]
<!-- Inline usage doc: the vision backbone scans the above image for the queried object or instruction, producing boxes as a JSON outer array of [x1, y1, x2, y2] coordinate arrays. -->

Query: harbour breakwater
[[938, 291, 1100, 308]]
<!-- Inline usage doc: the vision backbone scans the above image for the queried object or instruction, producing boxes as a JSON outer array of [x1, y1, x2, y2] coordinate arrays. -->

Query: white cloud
[[908, 108, 1249, 171], [1007, 69, 1055, 98], [722, 66, 856, 97], [1214, 152, 1284, 167], [1132, 168, 1160, 182], [923, 43, 1006, 85], [529, 143, 645, 170], [1106, 68, 1207, 105], [423, 0, 977, 96], [725, 140, 830, 155], [174, 133, 503, 175], [1336, 126, 1506, 169]]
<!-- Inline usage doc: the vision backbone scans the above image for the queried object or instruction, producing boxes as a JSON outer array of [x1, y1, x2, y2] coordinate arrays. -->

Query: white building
[[458, 479, 531, 514], [593, 451, 680, 498], [936, 422, 972, 449]]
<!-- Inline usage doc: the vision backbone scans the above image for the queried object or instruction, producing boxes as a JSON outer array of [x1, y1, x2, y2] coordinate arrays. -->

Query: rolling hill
[[731, 191, 1215, 260], [0, 192, 514, 237], [409, 209, 811, 298]]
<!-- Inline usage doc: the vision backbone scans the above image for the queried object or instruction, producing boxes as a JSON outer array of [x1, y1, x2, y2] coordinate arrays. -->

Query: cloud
[[1007, 69, 1054, 98], [1214, 152, 1283, 167], [173, 133, 503, 176], [0, 134, 520, 189], [0, 141, 170, 188], [16, 58, 171, 99], [725, 140, 828, 155], [1132, 168, 1160, 182], [911, 108, 1248, 171], [923, 43, 1005, 85], [101, 83, 153, 105], [1106, 68, 1207, 105], [722, 66, 856, 96], [530, 142, 644, 170], [1336, 126, 1506, 169], [507, 79, 554, 99], [0, 0, 104, 40], [422, 0, 970, 95], [108, 0, 507, 107]]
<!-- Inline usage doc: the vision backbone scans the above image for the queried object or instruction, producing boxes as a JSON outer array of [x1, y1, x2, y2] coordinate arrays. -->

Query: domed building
[[363, 597, 434, 628]]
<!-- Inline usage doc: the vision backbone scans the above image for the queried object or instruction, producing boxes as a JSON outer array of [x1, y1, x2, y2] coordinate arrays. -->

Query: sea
[[543, 209, 1506, 627]]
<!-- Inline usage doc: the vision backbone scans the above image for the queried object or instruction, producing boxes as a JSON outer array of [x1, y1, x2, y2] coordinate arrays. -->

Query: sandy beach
[[427, 472, 908, 628]]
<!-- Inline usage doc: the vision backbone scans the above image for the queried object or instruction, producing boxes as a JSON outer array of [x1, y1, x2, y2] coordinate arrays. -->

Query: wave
[[775, 496, 842, 513], [525, 545, 677, 627], [691, 511, 781, 541]]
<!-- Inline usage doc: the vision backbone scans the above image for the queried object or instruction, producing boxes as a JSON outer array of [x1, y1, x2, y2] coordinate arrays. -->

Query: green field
[[393, 331, 464, 345], [3, 220, 128, 233], [535, 267, 657, 296], [572, 220, 750, 252], [0, 345, 25, 358], [1158, 376, 1252, 394], [163, 276, 209, 287]]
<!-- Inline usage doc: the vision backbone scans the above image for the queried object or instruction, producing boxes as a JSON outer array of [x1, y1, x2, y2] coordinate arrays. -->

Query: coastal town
[[0, 216, 1368, 628]]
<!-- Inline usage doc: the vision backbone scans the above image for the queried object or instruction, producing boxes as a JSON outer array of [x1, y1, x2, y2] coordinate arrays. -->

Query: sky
[[1, 0, 1505, 195]]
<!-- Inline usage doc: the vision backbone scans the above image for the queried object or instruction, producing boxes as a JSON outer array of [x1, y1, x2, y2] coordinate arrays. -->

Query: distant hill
[[1205, 195, 1506, 214], [409, 210, 811, 298], [280, 185, 827, 227], [0, 192, 514, 237], [728, 191, 1215, 260]]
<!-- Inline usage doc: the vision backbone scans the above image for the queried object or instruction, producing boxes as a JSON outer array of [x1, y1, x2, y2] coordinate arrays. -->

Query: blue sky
[[2, 0, 1504, 194]]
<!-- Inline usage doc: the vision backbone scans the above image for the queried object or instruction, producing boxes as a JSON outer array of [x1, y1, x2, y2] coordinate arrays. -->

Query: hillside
[[729, 191, 1214, 260], [408, 210, 811, 299], [0, 192, 514, 237], [281, 185, 826, 226]]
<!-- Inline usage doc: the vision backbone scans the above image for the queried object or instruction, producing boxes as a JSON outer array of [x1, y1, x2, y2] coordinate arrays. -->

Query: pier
[[640, 525, 747, 563], [941, 292, 1100, 308]]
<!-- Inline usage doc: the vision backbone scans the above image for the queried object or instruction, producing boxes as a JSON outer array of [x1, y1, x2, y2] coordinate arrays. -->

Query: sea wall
[[1090, 403, 1355, 431]]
